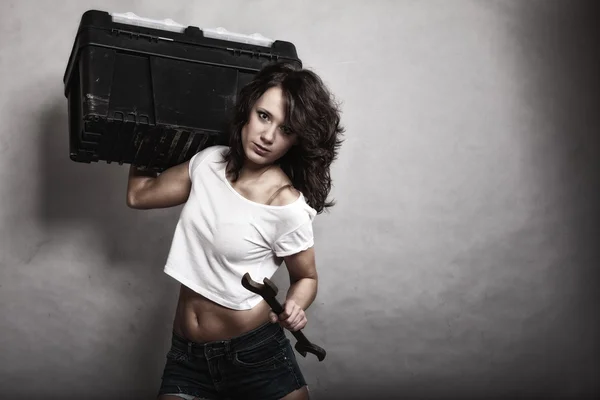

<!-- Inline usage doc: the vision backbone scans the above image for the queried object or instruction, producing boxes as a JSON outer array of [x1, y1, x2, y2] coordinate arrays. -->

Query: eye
[[257, 111, 269, 121], [280, 125, 292, 135]]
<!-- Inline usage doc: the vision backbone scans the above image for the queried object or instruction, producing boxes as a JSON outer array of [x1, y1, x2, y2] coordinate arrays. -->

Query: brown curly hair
[[222, 61, 344, 214]]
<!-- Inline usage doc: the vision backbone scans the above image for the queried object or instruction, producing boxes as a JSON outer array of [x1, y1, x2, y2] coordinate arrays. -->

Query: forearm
[[286, 277, 318, 311]]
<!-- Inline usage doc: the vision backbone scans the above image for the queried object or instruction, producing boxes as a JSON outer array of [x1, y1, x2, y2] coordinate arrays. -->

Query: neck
[[239, 160, 275, 180]]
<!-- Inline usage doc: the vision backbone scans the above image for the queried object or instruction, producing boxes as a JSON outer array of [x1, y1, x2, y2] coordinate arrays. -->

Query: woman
[[127, 61, 343, 400]]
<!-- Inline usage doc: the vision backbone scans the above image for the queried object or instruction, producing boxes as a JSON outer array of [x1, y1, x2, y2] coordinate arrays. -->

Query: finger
[[286, 303, 302, 321], [284, 320, 297, 331], [269, 311, 278, 323], [289, 316, 307, 332], [282, 301, 298, 320], [282, 317, 297, 330], [282, 310, 298, 325], [286, 310, 305, 329], [279, 306, 291, 320]]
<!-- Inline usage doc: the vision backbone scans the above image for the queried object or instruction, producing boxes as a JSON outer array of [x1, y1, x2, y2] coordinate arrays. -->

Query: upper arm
[[284, 247, 317, 283], [127, 146, 219, 210], [127, 160, 192, 209]]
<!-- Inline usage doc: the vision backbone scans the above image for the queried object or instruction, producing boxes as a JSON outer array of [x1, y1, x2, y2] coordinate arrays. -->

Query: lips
[[253, 143, 271, 153]]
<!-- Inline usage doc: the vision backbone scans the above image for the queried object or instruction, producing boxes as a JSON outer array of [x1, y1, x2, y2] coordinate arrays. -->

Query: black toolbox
[[63, 10, 301, 171]]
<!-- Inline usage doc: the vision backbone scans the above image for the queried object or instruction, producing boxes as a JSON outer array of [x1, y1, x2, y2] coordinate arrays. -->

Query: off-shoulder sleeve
[[271, 201, 317, 257], [188, 146, 223, 178]]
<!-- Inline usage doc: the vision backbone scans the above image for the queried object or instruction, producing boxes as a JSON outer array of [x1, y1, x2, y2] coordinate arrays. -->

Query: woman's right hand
[[126, 161, 192, 209]]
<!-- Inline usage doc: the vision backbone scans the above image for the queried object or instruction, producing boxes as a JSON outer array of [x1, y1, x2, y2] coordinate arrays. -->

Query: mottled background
[[0, 1, 598, 399]]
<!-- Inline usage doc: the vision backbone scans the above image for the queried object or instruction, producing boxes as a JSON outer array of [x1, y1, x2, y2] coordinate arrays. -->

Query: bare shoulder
[[269, 185, 300, 206], [263, 166, 300, 206]]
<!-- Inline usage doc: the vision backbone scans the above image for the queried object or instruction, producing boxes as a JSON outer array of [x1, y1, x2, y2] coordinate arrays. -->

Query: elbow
[[126, 191, 141, 209], [127, 190, 155, 210]]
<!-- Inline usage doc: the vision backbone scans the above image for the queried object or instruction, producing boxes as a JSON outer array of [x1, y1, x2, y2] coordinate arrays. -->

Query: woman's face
[[241, 86, 297, 168]]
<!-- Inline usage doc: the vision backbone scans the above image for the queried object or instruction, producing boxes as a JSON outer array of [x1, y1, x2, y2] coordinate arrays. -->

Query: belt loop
[[188, 341, 193, 356], [225, 341, 232, 361]]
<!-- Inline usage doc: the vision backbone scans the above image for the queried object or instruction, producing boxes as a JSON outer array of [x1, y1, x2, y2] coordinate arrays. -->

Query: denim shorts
[[158, 322, 307, 400]]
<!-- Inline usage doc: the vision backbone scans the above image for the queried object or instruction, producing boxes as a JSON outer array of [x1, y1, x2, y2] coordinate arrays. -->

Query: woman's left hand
[[269, 300, 307, 332]]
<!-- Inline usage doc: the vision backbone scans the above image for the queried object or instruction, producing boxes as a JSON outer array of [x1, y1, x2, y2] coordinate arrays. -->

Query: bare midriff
[[172, 284, 273, 343]]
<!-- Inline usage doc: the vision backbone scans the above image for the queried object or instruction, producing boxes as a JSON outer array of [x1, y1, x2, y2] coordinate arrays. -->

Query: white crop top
[[163, 145, 317, 310]]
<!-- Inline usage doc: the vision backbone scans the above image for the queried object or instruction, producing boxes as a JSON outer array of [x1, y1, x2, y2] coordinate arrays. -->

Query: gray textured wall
[[0, 1, 598, 399]]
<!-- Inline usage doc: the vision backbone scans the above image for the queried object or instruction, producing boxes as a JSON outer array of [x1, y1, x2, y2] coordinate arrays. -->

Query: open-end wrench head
[[262, 278, 279, 296], [241, 273, 278, 297], [295, 341, 326, 362]]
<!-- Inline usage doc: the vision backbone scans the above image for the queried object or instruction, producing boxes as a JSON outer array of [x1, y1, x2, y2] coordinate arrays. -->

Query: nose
[[260, 125, 277, 144]]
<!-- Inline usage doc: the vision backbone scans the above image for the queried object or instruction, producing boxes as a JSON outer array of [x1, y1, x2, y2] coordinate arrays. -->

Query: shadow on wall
[[512, 0, 600, 395], [34, 98, 181, 398], [324, 2, 600, 400], [434, 1, 600, 399], [36, 99, 179, 267], [516, 1, 600, 395]]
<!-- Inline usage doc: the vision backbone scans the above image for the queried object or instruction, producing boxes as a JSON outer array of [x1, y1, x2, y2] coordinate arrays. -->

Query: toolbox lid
[[110, 12, 276, 47], [63, 10, 301, 93]]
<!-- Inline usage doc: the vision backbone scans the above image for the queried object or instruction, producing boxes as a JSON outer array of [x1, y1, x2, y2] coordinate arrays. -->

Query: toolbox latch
[[111, 28, 160, 43], [228, 48, 277, 60]]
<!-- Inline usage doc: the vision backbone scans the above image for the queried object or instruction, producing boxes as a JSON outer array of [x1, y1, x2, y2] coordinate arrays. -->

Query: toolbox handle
[[110, 11, 274, 47], [202, 27, 274, 47], [110, 12, 186, 33]]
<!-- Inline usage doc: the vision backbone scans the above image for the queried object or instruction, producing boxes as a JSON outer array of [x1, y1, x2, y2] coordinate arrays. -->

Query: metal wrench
[[241, 273, 326, 361]]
